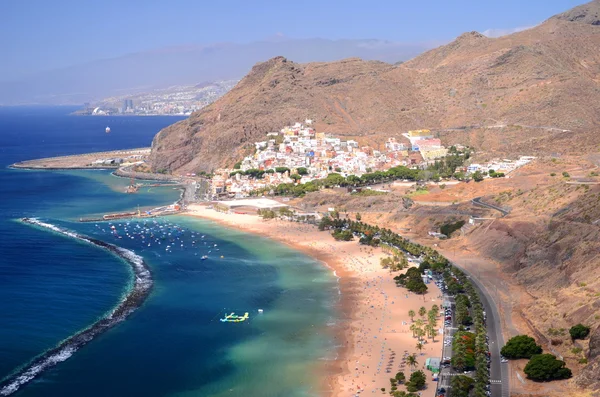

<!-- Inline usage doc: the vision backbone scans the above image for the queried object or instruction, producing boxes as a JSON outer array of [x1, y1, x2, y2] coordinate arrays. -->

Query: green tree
[[355, 212, 362, 221], [472, 171, 484, 182], [332, 229, 353, 241], [394, 371, 406, 383], [450, 375, 475, 397], [569, 324, 591, 340], [501, 335, 543, 359], [406, 370, 426, 392], [297, 167, 308, 175], [418, 306, 427, 318], [290, 173, 302, 181], [523, 354, 572, 381], [233, 161, 242, 169]]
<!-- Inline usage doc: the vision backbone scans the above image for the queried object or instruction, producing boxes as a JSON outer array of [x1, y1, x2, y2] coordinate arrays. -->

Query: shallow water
[[0, 107, 338, 396]]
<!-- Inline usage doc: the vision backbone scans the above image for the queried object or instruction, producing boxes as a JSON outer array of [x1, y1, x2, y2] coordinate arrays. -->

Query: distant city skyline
[[0, 0, 585, 82]]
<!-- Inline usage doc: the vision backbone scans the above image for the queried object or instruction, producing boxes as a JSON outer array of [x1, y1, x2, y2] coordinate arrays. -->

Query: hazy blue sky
[[0, 0, 584, 81]]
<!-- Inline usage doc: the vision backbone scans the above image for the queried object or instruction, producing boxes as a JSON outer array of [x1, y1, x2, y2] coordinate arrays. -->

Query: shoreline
[[0, 219, 153, 397], [183, 204, 445, 397]]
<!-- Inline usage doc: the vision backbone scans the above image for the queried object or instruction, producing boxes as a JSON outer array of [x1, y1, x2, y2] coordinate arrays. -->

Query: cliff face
[[150, 2, 600, 174]]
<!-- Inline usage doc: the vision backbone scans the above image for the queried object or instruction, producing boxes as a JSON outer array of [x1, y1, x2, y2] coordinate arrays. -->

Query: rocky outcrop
[[551, 0, 600, 25], [576, 325, 600, 390]]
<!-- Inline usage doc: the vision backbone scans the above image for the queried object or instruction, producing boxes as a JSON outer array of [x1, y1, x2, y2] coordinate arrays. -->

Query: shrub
[[440, 220, 466, 237], [523, 354, 572, 381], [501, 335, 542, 359], [569, 324, 590, 340], [562, 172, 570, 178]]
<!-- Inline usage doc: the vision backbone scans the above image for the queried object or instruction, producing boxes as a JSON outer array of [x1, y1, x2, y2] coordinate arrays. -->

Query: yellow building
[[407, 129, 432, 138], [421, 148, 448, 161]]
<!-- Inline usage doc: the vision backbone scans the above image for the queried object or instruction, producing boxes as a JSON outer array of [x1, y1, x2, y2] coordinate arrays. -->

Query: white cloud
[[481, 26, 536, 38]]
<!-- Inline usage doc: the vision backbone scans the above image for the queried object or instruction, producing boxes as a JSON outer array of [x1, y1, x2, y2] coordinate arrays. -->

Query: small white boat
[[201, 255, 208, 260]]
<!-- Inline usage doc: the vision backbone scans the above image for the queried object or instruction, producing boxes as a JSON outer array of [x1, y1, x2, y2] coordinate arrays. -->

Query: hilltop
[[150, 1, 600, 173]]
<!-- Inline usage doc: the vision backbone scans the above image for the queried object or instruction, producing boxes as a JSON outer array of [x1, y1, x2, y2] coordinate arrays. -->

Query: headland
[[11, 148, 151, 170]]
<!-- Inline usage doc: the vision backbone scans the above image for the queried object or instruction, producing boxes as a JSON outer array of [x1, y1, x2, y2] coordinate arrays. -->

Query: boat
[[105, 126, 111, 133], [220, 312, 249, 323], [201, 255, 208, 260]]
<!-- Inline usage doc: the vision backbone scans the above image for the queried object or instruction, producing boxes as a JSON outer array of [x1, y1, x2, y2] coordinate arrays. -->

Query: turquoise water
[[0, 107, 338, 396]]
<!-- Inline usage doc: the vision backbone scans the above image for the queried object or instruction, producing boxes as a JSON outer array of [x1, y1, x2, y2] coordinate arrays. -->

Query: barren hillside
[[150, 0, 600, 173]]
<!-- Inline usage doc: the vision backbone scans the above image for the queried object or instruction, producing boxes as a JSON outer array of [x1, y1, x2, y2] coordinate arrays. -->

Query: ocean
[[0, 107, 339, 397]]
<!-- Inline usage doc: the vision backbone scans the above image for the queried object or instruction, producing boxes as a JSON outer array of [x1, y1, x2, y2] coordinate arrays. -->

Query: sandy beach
[[185, 204, 444, 397]]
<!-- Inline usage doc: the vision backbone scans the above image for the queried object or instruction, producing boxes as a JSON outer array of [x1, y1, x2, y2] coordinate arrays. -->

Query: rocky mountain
[[551, 0, 600, 25], [150, 1, 600, 173]]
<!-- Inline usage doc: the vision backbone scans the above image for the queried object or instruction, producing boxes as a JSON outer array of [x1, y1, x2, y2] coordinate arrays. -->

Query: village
[[203, 121, 534, 198]]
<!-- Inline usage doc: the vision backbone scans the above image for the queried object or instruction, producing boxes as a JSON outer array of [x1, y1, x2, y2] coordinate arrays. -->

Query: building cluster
[[401, 129, 448, 161], [466, 156, 535, 175], [210, 122, 451, 197], [79, 80, 238, 116]]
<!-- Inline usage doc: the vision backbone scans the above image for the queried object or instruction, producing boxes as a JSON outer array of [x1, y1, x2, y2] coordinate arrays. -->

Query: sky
[[0, 0, 586, 82]]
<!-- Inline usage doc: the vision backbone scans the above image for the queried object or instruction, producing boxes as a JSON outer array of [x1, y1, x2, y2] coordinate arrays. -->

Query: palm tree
[[415, 318, 424, 328], [409, 324, 416, 338], [425, 324, 435, 341], [418, 306, 427, 318], [416, 342, 424, 353], [431, 304, 439, 314], [408, 310, 415, 322], [406, 353, 418, 372], [428, 311, 437, 326]]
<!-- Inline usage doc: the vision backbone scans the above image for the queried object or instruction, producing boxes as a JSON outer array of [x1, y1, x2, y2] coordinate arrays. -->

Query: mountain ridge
[[150, 1, 600, 173], [0, 38, 430, 105]]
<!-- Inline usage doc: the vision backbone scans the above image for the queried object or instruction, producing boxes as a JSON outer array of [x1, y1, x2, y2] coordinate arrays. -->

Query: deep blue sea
[[0, 107, 338, 397]]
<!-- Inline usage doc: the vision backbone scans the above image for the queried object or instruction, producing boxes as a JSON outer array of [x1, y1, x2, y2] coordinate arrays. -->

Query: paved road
[[471, 197, 510, 217], [454, 266, 508, 397]]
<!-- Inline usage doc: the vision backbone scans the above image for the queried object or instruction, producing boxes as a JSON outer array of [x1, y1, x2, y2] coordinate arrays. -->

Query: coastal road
[[471, 197, 510, 217], [456, 267, 508, 397]]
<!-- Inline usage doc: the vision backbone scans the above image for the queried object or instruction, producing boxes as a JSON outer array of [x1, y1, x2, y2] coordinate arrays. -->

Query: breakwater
[[0, 219, 153, 396]]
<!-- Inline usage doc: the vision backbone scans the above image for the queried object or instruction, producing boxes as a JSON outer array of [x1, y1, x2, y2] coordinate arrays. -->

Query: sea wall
[[0, 219, 153, 396]]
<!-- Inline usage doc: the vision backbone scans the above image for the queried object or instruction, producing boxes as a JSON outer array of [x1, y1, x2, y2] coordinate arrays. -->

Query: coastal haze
[[0, 39, 429, 106]]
